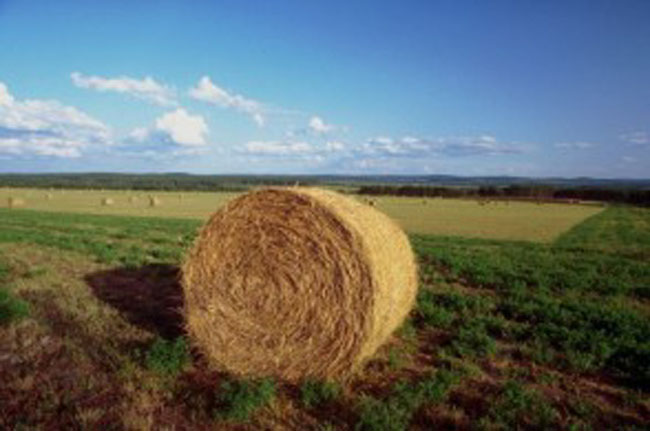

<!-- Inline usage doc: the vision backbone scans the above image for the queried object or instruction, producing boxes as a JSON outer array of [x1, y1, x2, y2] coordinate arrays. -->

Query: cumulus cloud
[[118, 108, 210, 159], [0, 83, 14, 106], [189, 76, 265, 126], [554, 141, 595, 149], [309, 116, 334, 134], [620, 131, 649, 145], [155, 108, 208, 146], [0, 82, 110, 158], [71, 72, 176, 106], [361, 135, 525, 157]]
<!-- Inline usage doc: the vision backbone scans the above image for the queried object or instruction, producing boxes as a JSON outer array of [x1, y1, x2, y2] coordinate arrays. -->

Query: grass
[[300, 379, 341, 408], [355, 369, 461, 431], [215, 378, 276, 422], [0, 257, 29, 325], [0, 203, 648, 429], [145, 336, 191, 377], [0, 187, 601, 240]]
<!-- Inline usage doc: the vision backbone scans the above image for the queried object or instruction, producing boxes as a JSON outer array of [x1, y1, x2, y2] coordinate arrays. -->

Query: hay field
[[0, 205, 648, 429], [0, 188, 602, 242]]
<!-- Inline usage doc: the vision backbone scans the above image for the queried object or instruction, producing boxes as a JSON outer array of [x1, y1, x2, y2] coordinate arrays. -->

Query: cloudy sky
[[0, 1, 648, 178]]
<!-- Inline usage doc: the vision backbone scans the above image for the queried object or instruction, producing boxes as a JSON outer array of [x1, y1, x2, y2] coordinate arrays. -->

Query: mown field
[[0, 187, 602, 242], [0, 200, 648, 430]]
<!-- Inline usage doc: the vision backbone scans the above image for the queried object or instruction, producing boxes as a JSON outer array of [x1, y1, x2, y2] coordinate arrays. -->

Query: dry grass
[[0, 188, 602, 242], [182, 188, 418, 381]]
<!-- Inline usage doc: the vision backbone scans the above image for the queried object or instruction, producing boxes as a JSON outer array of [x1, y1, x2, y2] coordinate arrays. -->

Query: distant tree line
[[358, 185, 650, 206]]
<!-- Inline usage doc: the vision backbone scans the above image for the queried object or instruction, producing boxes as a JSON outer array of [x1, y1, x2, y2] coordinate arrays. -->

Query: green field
[[0, 199, 648, 429], [0, 187, 602, 242]]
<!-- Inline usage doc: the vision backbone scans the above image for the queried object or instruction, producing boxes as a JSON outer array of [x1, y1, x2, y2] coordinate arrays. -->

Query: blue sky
[[0, 0, 648, 177]]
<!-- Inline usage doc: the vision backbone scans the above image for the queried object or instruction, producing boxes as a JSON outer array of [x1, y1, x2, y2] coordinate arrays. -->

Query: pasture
[[0, 192, 648, 430], [0, 188, 602, 242]]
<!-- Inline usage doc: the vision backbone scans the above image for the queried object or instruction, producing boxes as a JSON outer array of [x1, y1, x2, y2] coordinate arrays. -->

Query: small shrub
[[300, 379, 341, 408], [216, 378, 276, 422], [145, 337, 190, 376]]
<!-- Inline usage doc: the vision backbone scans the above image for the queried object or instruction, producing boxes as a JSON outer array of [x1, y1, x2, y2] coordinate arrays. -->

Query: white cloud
[[361, 135, 525, 157], [189, 76, 265, 126], [71, 72, 176, 106], [309, 116, 333, 134], [154, 108, 209, 146], [0, 82, 14, 106], [555, 141, 595, 149], [325, 141, 345, 152], [0, 82, 110, 158], [244, 140, 313, 156], [620, 131, 649, 145]]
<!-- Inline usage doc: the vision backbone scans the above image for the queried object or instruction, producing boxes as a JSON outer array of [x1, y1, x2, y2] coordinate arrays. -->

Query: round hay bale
[[182, 187, 418, 381], [149, 196, 161, 207], [128, 196, 138, 204], [101, 197, 114, 206], [45, 193, 53, 200], [7, 197, 25, 208]]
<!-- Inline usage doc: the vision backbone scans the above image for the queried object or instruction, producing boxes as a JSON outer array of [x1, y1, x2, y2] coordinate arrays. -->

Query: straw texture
[[182, 187, 417, 381]]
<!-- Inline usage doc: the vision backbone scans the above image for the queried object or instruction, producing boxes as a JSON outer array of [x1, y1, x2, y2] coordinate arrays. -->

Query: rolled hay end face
[[7, 197, 26, 208], [182, 187, 417, 382]]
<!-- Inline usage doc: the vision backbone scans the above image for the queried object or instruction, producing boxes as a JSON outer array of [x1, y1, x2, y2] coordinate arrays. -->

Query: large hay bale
[[7, 197, 25, 208], [101, 197, 114, 206], [182, 187, 417, 381], [149, 196, 161, 207]]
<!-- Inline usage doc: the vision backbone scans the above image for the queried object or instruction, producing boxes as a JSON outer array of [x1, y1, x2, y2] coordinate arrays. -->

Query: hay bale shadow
[[85, 264, 185, 339]]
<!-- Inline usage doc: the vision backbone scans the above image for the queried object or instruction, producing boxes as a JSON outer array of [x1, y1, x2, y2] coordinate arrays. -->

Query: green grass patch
[[145, 337, 191, 377], [0, 256, 29, 325], [300, 379, 341, 408], [479, 380, 558, 430], [0, 208, 200, 266], [215, 377, 276, 422], [355, 369, 461, 431]]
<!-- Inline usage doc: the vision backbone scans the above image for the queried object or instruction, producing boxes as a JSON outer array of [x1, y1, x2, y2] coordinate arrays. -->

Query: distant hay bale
[[45, 193, 53, 200], [149, 196, 161, 207], [101, 197, 114, 206], [7, 197, 25, 208], [182, 187, 418, 381], [128, 196, 138, 204]]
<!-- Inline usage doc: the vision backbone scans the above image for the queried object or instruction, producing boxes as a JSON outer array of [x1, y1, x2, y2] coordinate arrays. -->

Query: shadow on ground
[[85, 264, 185, 339]]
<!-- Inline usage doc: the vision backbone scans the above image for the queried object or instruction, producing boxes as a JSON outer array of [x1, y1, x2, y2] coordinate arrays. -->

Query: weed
[[0, 258, 29, 325], [450, 319, 497, 358], [300, 379, 341, 408], [482, 380, 558, 430], [215, 378, 276, 422], [355, 369, 460, 431], [0, 286, 29, 325], [145, 337, 190, 376]]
